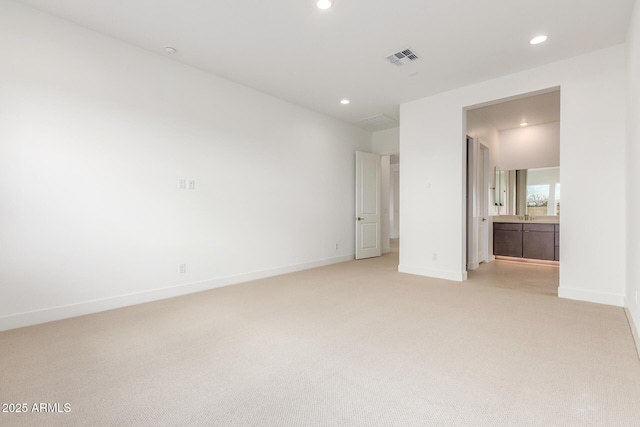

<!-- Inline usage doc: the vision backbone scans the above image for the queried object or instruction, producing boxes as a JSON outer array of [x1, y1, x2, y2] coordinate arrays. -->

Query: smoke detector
[[385, 48, 419, 66]]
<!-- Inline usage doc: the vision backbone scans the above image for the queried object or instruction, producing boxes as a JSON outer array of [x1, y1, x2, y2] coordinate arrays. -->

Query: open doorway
[[381, 154, 400, 256], [464, 88, 561, 294]]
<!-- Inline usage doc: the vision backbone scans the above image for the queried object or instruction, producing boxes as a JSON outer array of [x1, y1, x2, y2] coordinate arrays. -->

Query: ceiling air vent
[[360, 114, 398, 131], [385, 48, 419, 66]]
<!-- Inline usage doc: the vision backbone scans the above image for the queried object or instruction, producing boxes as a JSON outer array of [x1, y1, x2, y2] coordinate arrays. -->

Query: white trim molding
[[624, 305, 640, 360], [558, 287, 625, 307], [398, 264, 467, 282], [0, 255, 354, 332]]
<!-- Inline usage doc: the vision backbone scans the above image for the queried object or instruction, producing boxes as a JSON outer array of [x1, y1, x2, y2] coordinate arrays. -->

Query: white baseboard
[[558, 287, 625, 307], [624, 304, 640, 360], [398, 264, 467, 282], [0, 255, 354, 332]]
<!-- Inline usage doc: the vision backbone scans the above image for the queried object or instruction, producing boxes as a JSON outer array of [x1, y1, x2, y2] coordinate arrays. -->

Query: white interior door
[[479, 144, 489, 263], [468, 138, 490, 270], [355, 151, 381, 260], [467, 137, 478, 270]]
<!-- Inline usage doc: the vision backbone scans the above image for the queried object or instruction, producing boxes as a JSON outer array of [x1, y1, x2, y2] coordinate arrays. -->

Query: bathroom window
[[526, 184, 550, 216], [526, 183, 560, 216]]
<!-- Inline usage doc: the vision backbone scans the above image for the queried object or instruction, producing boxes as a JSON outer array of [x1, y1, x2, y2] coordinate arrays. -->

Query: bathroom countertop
[[492, 215, 560, 224]]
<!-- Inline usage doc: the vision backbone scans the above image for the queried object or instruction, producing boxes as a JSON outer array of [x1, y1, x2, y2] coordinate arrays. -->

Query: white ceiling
[[469, 89, 560, 131], [14, 0, 635, 131]]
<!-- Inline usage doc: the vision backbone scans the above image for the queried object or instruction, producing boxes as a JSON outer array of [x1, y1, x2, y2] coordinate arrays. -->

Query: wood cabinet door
[[494, 230, 523, 257], [523, 231, 555, 260]]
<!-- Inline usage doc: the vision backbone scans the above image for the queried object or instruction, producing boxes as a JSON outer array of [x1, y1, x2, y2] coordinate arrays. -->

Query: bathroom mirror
[[494, 168, 504, 207], [494, 167, 560, 216]]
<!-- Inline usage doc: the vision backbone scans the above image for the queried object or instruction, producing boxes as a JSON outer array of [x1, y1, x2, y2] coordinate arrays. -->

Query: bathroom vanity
[[493, 217, 559, 261]]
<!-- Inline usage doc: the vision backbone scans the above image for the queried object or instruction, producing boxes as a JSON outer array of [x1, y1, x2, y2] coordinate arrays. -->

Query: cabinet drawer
[[493, 223, 522, 231], [523, 223, 555, 232]]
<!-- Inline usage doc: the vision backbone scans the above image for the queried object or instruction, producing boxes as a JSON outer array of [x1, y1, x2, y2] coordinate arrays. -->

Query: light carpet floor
[[1, 250, 639, 426]]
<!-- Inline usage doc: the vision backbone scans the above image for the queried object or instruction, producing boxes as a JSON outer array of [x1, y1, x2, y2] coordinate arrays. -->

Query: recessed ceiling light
[[529, 35, 548, 45], [164, 46, 177, 54], [340, 99, 350, 105], [317, 0, 333, 9], [520, 122, 528, 127]]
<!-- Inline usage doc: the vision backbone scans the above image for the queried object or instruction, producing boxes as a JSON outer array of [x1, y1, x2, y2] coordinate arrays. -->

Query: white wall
[[372, 127, 400, 155], [466, 111, 500, 152], [0, 1, 372, 330], [626, 0, 640, 351], [498, 122, 560, 171], [400, 45, 627, 306]]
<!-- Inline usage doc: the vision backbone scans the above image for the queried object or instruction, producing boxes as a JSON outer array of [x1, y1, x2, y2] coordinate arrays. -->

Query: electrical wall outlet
[[432, 253, 438, 261], [335, 243, 339, 250], [188, 180, 195, 190], [179, 263, 187, 274]]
